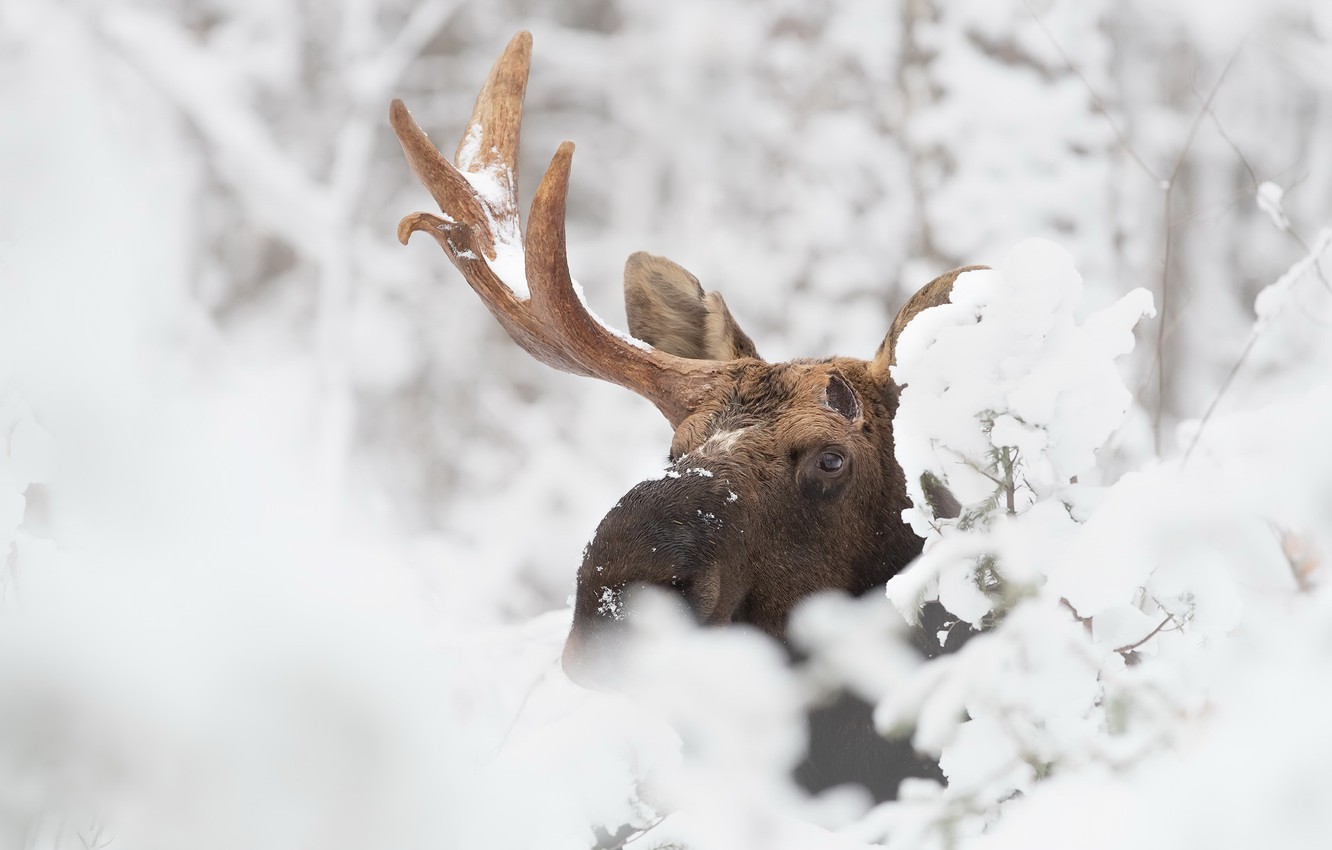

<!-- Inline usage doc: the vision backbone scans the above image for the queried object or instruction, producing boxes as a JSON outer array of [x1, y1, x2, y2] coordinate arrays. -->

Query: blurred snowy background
[[1, 0, 1331, 847]]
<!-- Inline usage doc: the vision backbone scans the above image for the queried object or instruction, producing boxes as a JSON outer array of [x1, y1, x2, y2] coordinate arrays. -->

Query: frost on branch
[[821, 238, 1332, 849], [1255, 181, 1291, 233], [1252, 227, 1332, 333], [823, 239, 1171, 845], [889, 238, 1153, 623]]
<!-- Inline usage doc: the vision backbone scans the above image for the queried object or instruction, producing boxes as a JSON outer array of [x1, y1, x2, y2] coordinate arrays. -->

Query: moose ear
[[623, 252, 760, 362], [869, 265, 988, 386]]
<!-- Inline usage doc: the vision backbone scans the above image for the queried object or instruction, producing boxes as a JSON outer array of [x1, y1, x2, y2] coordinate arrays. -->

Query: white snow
[[837, 235, 1332, 850], [1252, 227, 1332, 332], [571, 279, 653, 350], [892, 239, 1154, 537], [456, 151, 530, 299], [1256, 180, 1291, 232], [598, 584, 627, 621], [455, 122, 488, 175], [5, 3, 1332, 849]]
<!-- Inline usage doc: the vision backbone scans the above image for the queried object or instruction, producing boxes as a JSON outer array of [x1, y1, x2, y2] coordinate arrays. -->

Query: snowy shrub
[[885, 239, 1154, 630], [793, 235, 1332, 849], [4, 1, 1332, 849]]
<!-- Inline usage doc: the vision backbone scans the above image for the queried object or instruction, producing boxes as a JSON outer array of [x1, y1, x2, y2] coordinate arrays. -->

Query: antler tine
[[455, 30, 531, 188], [525, 142, 739, 426], [391, 31, 530, 263], [390, 100, 491, 254], [525, 144, 641, 367], [523, 142, 573, 321], [391, 101, 513, 309], [393, 31, 735, 429]]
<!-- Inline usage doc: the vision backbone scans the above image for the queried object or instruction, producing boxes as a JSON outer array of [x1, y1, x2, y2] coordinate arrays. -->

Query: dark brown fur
[[561, 261, 979, 803], [565, 265, 973, 662]]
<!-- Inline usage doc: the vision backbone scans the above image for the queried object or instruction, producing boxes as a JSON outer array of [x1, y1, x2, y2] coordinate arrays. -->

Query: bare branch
[[1021, 1, 1160, 184], [1152, 40, 1247, 453], [1183, 228, 1332, 462], [1114, 612, 1179, 655]]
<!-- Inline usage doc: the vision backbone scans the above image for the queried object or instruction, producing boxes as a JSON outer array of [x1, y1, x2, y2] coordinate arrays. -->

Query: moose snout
[[560, 625, 624, 691], [564, 468, 740, 691]]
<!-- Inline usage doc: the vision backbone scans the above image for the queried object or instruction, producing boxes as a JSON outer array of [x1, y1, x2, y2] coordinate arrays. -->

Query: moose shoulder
[[392, 30, 976, 800]]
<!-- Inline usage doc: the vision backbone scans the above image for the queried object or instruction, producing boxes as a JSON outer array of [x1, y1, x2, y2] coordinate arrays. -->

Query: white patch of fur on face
[[697, 426, 750, 457]]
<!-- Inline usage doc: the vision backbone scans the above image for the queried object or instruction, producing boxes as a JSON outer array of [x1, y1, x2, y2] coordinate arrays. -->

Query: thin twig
[[1205, 105, 1259, 185], [1204, 106, 1332, 295], [1153, 41, 1247, 453], [1022, 1, 1160, 184], [1114, 612, 1178, 655], [1287, 229, 1332, 296], [1183, 229, 1332, 462], [1180, 330, 1259, 464], [593, 815, 668, 850], [1002, 447, 1018, 515]]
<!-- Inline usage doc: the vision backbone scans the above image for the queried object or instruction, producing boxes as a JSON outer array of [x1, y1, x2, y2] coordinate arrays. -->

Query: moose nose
[[560, 628, 622, 692]]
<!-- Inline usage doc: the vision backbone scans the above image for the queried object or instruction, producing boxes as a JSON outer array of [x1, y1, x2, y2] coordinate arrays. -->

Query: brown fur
[[395, 31, 979, 804], [565, 263, 974, 665], [624, 252, 760, 361]]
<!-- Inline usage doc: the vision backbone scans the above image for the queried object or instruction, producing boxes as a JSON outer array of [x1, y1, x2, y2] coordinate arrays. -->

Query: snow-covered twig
[[1183, 227, 1332, 462]]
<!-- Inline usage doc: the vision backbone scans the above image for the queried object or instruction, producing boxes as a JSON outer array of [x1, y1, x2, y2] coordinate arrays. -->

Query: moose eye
[[799, 447, 852, 501], [817, 451, 845, 474]]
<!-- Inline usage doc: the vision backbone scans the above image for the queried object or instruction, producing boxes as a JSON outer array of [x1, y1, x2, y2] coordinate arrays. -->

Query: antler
[[390, 31, 732, 428]]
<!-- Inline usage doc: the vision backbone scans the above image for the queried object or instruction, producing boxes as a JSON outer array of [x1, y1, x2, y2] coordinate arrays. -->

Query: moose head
[[391, 32, 970, 688]]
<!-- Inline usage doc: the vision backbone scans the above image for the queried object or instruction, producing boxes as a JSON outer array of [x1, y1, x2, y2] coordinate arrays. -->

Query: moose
[[391, 31, 972, 800]]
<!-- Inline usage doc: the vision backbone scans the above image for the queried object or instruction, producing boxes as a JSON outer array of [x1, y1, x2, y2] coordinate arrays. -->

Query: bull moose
[[391, 31, 970, 801]]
